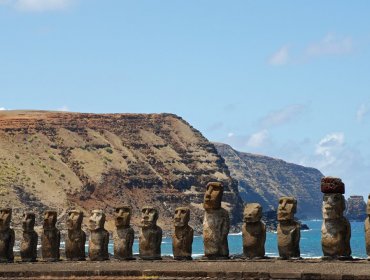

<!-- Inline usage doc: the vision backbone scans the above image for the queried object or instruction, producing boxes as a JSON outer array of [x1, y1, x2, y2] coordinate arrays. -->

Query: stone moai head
[[277, 197, 297, 221], [22, 212, 35, 232], [67, 210, 83, 231], [174, 207, 190, 227], [43, 210, 57, 230], [203, 182, 223, 210], [89, 209, 105, 231], [322, 193, 346, 220], [0, 208, 12, 231], [141, 206, 158, 228], [115, 206, 131, 228], [367, 194, 370, 216], [243, 203, 262, 223]]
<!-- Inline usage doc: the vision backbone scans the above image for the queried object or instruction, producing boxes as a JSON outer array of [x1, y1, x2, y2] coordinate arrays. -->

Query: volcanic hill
[[0, 111, 243, 234], [214, 143, 323, 218]]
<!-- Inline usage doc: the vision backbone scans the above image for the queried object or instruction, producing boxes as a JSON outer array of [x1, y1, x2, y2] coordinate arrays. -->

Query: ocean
[[108, 220, 367, 259]]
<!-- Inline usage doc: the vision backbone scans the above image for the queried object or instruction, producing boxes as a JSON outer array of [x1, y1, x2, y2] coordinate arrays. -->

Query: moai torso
[[242, 203, 266, 259], [139, 206, 162, 260], [0, 208, 14, 263], [321, 177, 351, 259], [172, 207, 193, 260], [88, 210, 109, 261], [113, 206, 134, 260], [20, 212, 38, 262], [366, 195, 370, 258], [65, 210, 86, 261], [41, 210, 60, 261], [203, 182, 229, 259], [277, 197, 300, 259]]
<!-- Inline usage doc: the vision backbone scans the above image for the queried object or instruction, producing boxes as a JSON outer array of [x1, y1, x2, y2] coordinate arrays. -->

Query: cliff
[[214, 143, 323, 218], [0, 111, 243, 234], [345, 195, 367, 221]]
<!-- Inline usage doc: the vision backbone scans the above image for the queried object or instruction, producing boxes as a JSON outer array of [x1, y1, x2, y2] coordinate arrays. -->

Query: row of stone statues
[[0, 178, 369, 262]]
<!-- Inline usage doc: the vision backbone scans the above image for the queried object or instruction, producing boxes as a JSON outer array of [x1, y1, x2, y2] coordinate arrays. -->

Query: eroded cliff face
[[0, 111, 243, 234], [345, 196, 367, 221], [214, 143, 323, 219]]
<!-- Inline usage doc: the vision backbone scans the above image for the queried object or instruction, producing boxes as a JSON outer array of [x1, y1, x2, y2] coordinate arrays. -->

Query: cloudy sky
[[1, 1, 370, 198]]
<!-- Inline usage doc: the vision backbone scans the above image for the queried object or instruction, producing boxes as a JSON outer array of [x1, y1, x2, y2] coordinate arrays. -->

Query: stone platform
[[1, 258, 370, 279]]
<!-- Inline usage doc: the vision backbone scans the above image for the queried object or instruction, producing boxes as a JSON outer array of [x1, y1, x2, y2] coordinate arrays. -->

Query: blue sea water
[[106, 220, 367, 259]]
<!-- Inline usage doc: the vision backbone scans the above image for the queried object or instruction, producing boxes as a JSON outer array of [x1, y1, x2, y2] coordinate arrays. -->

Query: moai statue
[[0, 208, 14, 263], [203, 182, 230, 259], [172, 207, 193, 260], [321, 177, 351, 259], [41, 210, 60, 261], [65, 210, 86, 261], [20, 212, 38, 262], [277, 197, 300, 259], [139, 206, 162, 260], [242, 203, 266, 259], [113, 206, 134, 260], [88, 209, 109, 261], [365, 194, 370, 260]]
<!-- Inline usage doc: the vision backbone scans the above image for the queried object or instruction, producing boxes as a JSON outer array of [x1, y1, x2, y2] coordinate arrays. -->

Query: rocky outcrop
[[345, 195, 367, 221], [0, 111, 243, 234], [214, 143, 323, 219]]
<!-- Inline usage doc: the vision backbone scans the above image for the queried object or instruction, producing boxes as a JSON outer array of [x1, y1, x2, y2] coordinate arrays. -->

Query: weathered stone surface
[[113, 206, 134, 260], [139, 206, 162, 260], [203, 182, 229, 259], [322, 193, 351, 259], [242, 203, 266, 259], [0, 208, 14, 263], [172, 207, 193, 260], [20, 212, 38, 262], [88, 209, 109, 261], [346, 195, 367, 221], [65, 210, 86, 261], [41, 210, 60, 261], [366, 195, 370, 259], [321, 177, 345, 194], [277, 197, 300, 259]]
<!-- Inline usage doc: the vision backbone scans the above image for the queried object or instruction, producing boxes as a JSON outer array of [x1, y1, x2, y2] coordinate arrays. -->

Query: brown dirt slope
[[0, 111, 243, 234]]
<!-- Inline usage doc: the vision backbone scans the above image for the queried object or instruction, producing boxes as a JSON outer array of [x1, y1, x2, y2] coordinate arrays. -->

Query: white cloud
[[356, 103, 369, 123], [314, 132, 344, 168], [0, 107, 7, 110], [306, 33, 352, 57], [268, 45, 289, 66], [1, 0, 73, 12], [57, 105, 69, 112], [227, 132, 234, 138], [260, 104, 306, 128], [246, 129, 269, 148]]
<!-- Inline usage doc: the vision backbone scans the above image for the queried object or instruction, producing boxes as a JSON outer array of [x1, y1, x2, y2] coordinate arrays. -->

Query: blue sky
[[1, 0, 370, 198]]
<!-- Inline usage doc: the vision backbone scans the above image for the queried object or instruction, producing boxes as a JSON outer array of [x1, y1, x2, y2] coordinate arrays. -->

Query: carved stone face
[[67, 210, 83, 231], [43, 210, 57, 230], [115, 206, 131, 228], [22, 212, 35, 232], [174, 207, 190, 227], [203, 182, 223, 210], [322, 193, 345, 220], [89, 209, 105, 231], [277, 197, 297, 221], [141, 206, 158, 228], [367, 194, 370, 216], [0, 208, 12, 231], [243, 203, 262, 223]]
